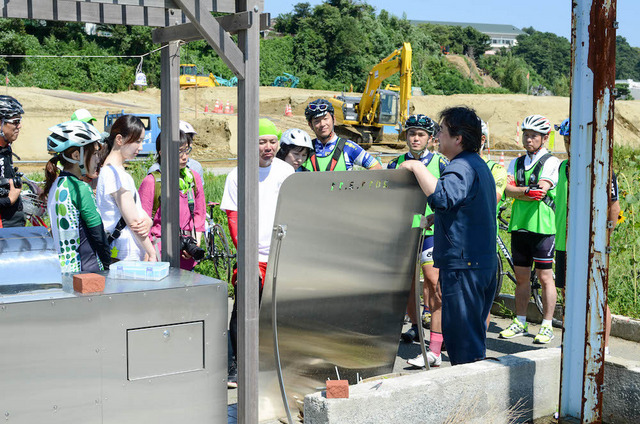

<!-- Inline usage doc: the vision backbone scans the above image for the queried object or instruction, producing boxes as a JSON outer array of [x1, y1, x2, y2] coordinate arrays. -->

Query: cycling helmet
[[179, 120, 197, 135], [280, 128, 313, 149], [0, 95, 23, 119], [47, 120, 103, 176], [481, 120, 489, 139], [521, 114, 551, 135], [305, 99, 334, 122], [555, 118, 570, 136], [404, 114, 437, 136]]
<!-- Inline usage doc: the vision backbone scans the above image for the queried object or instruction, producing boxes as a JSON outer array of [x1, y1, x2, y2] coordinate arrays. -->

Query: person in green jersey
[[499, 115, 561, 344], [43, 120, 112, 273], [388, 114, 447, 367], [554, 118, 620, 354]]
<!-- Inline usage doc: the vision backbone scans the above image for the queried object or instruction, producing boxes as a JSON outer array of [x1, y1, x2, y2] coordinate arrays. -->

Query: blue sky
[[265, 0, 640, 47]]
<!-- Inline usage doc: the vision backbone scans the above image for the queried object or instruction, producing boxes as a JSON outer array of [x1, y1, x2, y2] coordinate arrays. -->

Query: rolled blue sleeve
[[427, 166, 473, 212]]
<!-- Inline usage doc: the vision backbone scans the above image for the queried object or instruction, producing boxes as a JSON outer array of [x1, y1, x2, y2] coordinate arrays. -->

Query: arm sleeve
[[193, 171, 206, 232], [76, 182, 112, 267], [226, 210, 238, 248], [220, 169, 238, 212], [0, 197, 11, 209], [506, 158, 517, 176], [138, 174, 156, 218], [346, 141, 378, 169], [539, 156, 561, 188], [427, 165, 474, 212]]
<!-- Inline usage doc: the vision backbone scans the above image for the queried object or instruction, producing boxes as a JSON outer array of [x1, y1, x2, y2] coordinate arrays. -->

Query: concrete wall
[[304, 348, 640, 424]]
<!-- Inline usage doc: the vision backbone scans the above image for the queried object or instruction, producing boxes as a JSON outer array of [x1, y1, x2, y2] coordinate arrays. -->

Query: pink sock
[[430, 332, 444, 356]]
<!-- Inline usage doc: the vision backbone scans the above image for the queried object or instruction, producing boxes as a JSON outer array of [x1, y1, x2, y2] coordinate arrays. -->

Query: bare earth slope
[[7, 86, 640, 161]]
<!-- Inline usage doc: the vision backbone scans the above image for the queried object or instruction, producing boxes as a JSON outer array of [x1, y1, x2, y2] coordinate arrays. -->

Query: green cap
[[71, 108, 96, 123], [259, 118, 281, 139]]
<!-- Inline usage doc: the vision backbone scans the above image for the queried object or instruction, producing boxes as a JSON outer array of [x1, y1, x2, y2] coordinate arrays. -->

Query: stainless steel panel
[[0, 269, 228, 424], [127, 321, 205, 380], [259, 169, 427, 421], [0, 227, 62, 292]]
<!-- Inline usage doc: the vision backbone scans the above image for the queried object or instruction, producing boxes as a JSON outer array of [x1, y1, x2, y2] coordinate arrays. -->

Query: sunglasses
[[179, 146, 193, 155], [307, 103, 329, 112], [3, 118, 21, 126]]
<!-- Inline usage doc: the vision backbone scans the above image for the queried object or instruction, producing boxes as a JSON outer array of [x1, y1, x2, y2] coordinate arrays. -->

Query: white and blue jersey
[[312, 135, 379, 170]]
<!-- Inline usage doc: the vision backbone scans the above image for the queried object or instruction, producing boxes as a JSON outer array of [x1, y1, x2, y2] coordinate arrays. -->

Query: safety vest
[[394, 152, 444, 236], [508, 153, 557, 235], [555, 160, 569, 251], [303, 138, 347, 172]]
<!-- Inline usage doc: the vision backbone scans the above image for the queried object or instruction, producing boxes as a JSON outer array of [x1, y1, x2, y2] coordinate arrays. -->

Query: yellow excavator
[[329, 42, 412, 146], [179, 64, 218, 88]]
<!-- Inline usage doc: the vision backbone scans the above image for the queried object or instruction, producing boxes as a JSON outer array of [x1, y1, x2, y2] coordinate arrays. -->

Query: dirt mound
[[7, 86, 640, 162]]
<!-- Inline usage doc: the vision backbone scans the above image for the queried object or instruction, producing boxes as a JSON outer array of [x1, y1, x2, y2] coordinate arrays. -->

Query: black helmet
[[0, 95, 23, 119], [404, 114, 437, 136], [304, 99, 334, 122]]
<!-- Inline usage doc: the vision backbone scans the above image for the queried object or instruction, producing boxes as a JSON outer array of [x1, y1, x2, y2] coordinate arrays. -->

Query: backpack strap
[[528, 153, 552, 186], [515, 155, 527, 187]]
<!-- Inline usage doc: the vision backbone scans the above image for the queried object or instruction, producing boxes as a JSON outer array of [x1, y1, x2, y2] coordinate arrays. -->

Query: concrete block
[[611, 314, 640, 343], [326, 380, 349, 399], [603, 356, 640, 424], [73, 273, 105, 294], [304, 348, 562, 424]]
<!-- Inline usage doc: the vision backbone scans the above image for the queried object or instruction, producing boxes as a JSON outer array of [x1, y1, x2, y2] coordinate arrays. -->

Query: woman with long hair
[[42, 120, 112, 272], [96, 114, 156, 262]]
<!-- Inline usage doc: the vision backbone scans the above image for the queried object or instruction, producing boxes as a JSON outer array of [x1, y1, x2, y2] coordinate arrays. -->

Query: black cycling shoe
[[401, 325, 420, 343]]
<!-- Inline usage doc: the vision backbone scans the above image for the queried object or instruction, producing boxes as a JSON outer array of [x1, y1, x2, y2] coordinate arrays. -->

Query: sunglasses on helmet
[[3, 118, 21, 126], [307, 103, 329, 112]]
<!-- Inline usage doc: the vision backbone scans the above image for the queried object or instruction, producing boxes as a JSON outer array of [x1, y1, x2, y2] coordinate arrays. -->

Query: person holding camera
[[0, 95, 26, 228], [138, 130, 205, 270]]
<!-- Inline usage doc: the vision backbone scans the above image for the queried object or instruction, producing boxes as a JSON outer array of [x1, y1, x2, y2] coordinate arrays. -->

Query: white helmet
[[47, 120, 103, 176], [480, 120, 489, 139], [179, 120, 197, 135], [280, 128, 313, 149], [521, 115, 551, 135]]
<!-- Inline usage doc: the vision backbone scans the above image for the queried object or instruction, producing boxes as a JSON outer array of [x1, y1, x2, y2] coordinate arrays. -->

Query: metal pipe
[[270, 225, 294, 424], [560, 1, 616, 421]]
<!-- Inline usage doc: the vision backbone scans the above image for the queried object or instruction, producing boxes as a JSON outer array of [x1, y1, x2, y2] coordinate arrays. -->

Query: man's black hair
[[439, 106, 482, 153]]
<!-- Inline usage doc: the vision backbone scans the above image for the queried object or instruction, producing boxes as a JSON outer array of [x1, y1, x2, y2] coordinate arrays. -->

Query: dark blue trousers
[[440, 267, 497, 365]]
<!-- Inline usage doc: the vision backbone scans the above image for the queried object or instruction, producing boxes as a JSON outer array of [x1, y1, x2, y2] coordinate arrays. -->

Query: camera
[[180, 235, 206, 261], [0, 175, 22, 197]]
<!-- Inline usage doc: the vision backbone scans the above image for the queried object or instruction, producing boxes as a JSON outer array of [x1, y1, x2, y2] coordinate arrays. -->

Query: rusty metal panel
[[560, 0, 617, 422]]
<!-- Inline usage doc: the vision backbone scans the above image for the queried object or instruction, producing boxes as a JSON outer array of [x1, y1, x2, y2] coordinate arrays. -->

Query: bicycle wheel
[[208, 224, 232, 283], [494, 252, 503, 301]]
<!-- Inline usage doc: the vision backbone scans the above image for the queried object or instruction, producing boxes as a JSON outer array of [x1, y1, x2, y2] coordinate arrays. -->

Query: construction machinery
[[329, 42, 412, 146], [179, 64, 218, 88], [272, 73, 299, 88]]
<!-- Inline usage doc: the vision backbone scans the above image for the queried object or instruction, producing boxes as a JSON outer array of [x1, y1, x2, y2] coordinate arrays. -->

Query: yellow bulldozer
[[179, 64, 218, 88], [329, 42, 412, 147]]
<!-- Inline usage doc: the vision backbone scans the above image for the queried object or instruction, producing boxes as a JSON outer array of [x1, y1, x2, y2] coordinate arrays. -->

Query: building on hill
[[410, 20, 525, 54]]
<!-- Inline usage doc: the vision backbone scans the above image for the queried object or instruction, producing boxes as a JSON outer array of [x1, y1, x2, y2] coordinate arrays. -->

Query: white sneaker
[[407, 351, 442, 368]]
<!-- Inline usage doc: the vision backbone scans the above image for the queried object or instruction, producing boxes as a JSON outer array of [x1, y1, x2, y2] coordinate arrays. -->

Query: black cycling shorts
[[555, 250, 566, 288], [510, 231, 555, 270]]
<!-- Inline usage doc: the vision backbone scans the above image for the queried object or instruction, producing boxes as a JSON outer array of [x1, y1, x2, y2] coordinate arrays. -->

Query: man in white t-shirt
[[220, 118, 294, 387]]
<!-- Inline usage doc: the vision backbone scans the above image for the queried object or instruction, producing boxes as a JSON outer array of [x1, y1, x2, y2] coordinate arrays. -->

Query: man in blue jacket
[[401, 106, 497, 365]]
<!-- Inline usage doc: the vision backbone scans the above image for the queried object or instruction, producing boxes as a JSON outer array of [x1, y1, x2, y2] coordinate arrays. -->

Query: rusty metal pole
[[560, 0, 616, 422]]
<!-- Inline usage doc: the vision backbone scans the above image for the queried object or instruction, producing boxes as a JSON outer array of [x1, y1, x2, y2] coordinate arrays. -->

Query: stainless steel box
[[0, 268, 228, 423]]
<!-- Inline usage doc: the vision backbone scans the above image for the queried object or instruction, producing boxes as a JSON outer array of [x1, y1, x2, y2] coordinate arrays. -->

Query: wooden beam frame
[[152, 12, 270, 43]]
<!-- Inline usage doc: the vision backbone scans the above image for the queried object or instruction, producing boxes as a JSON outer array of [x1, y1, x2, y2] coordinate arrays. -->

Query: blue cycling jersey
[[312, 135, 378, 170]]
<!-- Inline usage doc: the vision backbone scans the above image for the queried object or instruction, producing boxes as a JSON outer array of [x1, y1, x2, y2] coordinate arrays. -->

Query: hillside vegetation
[[3, 0, 640, 96]]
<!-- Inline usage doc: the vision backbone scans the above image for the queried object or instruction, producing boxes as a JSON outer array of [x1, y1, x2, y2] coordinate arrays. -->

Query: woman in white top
[[96, 115, 156, 261]]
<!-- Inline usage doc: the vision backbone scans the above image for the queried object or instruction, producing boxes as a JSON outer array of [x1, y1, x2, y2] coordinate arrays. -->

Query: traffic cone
[[204, 103, 209, 113], [223, 101, 231, 114], [214, 99, 222, 113], [284, 104, 293, 116], [499, 151, 505, 167], [229, 103, 234, 114]]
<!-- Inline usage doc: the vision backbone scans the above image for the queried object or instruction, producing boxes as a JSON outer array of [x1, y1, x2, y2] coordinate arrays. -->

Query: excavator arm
[[358, 42, 412, 125]]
